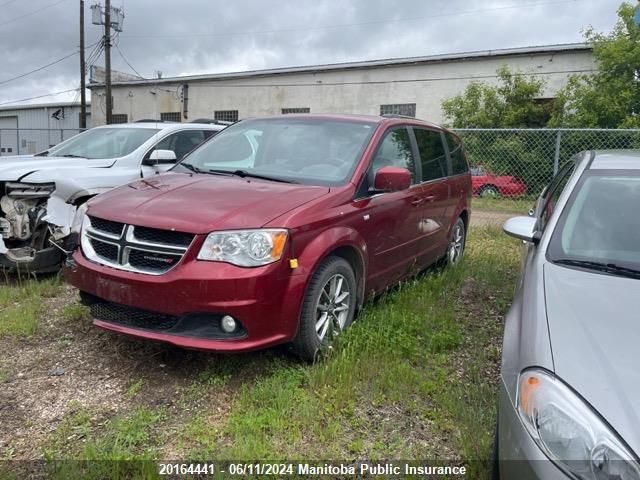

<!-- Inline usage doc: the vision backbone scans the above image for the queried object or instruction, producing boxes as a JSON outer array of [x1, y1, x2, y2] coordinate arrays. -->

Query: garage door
[[0, 116, 18, 156]]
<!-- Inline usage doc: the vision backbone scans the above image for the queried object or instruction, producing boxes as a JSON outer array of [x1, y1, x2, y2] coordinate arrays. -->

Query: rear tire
[[445, 217, 466, 266], [292, 256, 357, 361]]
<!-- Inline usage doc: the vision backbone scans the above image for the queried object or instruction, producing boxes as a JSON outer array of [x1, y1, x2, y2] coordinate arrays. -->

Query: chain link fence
[[0, 127, 638, 225], [0, 128, 84, 156], [454, 128, 640, 225]]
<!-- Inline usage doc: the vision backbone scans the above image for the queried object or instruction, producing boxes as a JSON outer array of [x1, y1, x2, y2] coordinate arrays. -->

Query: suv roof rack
[[189, 118, 235, 125], [134, 119, 173, 123]]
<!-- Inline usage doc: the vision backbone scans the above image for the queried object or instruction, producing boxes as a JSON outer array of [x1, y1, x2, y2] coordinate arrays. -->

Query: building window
[[214, 110, 239, 122], [380, 103, 416, 118], [282, 107, 310, 114], [111, 113, 128, 124], [160, 112, 181, 122]]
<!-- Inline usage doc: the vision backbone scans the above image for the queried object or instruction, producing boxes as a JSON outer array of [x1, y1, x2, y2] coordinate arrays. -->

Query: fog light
[[221, 315, 237, 333]]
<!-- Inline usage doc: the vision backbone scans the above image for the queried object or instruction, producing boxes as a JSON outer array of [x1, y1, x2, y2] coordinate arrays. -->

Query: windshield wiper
[[179, 162, 203, 174], [206, 169, 298, 184], [554, 259, 640, 278], [61, 154, 87, 159]]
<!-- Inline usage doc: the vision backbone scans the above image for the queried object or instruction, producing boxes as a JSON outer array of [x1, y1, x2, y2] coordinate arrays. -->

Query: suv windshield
[[178, 118, 376, 186], [46, 127, 160, 159], [547, 170, 640, 276]]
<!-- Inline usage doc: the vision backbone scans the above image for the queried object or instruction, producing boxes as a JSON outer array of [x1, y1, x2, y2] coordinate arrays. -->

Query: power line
[[121, 0, 580, 39], [0, 39, 101, 87], [0, 87, 79, 107], [0, 52, 77, 86], [0, 0, 69, 28], [0, 0, 20, 8], [114, 41, 145, 79]]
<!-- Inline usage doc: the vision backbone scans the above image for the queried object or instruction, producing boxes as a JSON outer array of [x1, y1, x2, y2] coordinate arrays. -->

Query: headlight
[[197, 229, 287, 267], [518, 369, 640, 479]]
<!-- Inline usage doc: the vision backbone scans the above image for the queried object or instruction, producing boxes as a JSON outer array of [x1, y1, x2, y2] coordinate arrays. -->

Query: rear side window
[[371, 128, 417, 183], [445, 133, 468, 175], [413, 128, 447, 182]]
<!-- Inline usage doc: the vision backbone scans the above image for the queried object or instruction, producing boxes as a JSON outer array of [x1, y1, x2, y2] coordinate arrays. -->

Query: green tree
[[551, 2, 640, 128], [441, 65, 550, 128]]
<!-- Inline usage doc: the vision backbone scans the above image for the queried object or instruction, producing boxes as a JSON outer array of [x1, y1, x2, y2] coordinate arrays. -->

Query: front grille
[[90, 238, 118, 261], [89, 216, 124, 236], [128, 249, 182, 273], [133, 226, 194, 247], [91, 302, 180, 331], [83, 220, 193, 275]]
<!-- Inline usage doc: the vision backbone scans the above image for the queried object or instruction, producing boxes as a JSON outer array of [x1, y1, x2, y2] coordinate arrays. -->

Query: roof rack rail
[[380, 114, 417, 119], [134, 119, 170, 123], [189, 118, 235, 125]]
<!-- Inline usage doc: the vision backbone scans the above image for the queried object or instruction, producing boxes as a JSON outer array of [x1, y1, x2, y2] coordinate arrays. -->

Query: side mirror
[[143, 149, 177, 165], [503, 216, 540, 243], [374, 166, 411, 192]]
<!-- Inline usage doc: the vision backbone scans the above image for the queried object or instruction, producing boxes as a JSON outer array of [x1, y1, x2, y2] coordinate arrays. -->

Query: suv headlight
[[197, 229, 287, 267], [518, 369, 640, 479]]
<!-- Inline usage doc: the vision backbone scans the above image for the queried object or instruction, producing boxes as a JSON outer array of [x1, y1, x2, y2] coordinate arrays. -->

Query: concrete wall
[[91, 48, 595, 126]]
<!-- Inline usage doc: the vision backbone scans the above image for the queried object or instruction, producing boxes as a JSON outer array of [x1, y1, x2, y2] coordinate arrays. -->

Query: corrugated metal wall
[[0, 104, 91, 155]]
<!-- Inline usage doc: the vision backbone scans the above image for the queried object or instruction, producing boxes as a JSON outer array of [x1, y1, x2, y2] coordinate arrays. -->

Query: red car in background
[[470, 165, 527, 197]]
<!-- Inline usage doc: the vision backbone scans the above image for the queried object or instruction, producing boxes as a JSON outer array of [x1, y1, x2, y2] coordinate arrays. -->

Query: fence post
[[553, 130, 562, 175]]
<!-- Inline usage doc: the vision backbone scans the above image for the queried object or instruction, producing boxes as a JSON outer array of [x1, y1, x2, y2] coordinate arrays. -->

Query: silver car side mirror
[[503, 216, 540, 244]]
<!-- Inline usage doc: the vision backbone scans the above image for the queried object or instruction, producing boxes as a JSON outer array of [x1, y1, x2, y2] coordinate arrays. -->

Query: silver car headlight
[[197, 229, 288, 267], [518, 369, 640, 479]]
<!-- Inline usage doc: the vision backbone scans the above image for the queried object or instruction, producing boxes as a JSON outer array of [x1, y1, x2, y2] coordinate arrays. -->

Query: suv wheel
[[446, 217, 466, 266], [293, 256, 357, 360]]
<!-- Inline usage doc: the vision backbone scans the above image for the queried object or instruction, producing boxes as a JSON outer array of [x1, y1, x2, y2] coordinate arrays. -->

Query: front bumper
[[64, 248, 308, 352], [0, 243, 64, 273], [497, 379, 570, 479]]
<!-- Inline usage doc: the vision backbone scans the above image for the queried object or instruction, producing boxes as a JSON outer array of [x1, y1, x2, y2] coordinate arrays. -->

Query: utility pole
[[104, 0, 112, 124], [91, 1, 123, 125], [79, 0, 87, 129]]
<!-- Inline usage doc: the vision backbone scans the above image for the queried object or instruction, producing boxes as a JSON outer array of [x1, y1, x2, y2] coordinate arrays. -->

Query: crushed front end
[[0, 181, 65, 272]]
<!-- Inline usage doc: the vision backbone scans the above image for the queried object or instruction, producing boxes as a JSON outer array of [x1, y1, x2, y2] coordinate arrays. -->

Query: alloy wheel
[[315, 273, 351, 342], [448, 222, 465, 265]]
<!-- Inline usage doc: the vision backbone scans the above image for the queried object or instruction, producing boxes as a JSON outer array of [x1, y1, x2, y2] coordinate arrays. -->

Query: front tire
[[293, 256, 357, 360]]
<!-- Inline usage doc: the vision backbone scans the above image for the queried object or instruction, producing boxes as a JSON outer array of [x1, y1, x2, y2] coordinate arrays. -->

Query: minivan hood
[[87, 172, 330, 233], [544, 262, 640, 455], [0, 155, 115, 182]]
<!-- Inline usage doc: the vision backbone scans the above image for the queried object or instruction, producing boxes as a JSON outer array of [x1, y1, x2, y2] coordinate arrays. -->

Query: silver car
[[496, 150, 640, 479]]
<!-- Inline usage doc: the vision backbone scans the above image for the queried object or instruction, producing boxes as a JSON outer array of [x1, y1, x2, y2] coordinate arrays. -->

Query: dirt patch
[[470, 211, 513, 228], [0, 284, 249, 459]]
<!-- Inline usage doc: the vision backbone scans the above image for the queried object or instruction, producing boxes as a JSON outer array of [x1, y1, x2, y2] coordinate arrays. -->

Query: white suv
[[0, 121, 226, 272]]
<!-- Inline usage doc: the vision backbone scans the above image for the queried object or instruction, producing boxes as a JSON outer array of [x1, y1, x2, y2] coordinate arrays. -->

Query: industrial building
[[0, 102, 90, 156], [89, 43, 594, 126]]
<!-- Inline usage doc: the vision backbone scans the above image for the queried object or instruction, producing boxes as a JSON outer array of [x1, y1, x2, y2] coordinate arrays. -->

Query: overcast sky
[[0, 0, 624, 106]]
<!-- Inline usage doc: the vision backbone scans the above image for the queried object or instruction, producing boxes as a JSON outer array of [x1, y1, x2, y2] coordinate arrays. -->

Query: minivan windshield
[[547, 170, 640, 277], [44, 127, 160, 159], [178, 118, 376, 186]]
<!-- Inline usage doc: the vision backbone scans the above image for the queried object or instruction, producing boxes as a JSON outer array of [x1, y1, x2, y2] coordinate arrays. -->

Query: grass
[[3, 226, 520, 479], [472, 196, 534, 214], [0, 274, 62, 338]]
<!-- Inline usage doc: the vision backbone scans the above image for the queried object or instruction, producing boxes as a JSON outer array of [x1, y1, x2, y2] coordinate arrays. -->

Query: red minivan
[[64, 114, 471, 359]]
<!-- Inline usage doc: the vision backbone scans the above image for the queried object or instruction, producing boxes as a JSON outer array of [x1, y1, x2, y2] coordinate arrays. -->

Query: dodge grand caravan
[[64, 114, 472, 359]]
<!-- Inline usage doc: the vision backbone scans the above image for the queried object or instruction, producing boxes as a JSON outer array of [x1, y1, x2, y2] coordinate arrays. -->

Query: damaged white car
[[0, 121, 225, 272]]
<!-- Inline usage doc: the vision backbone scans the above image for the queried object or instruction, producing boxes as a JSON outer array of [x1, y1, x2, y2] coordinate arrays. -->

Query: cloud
[[0, 0, 622, 105]]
